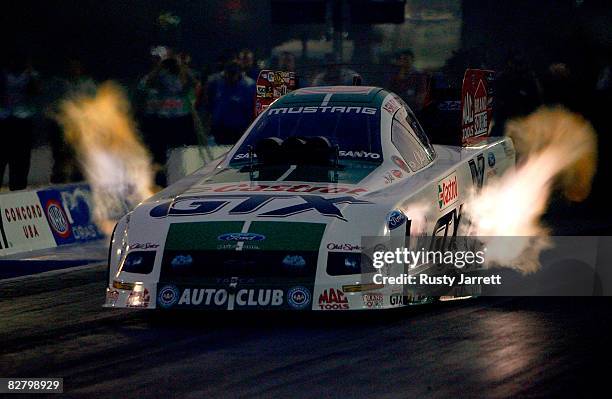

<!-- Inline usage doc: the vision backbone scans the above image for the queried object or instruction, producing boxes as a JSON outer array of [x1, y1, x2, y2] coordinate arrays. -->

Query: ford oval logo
[[217, 233, 266, 241], [386, 210, 407, 230]]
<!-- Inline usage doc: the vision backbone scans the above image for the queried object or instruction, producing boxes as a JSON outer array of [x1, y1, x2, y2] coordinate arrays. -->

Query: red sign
[[255, 70, 297, 116], [460, 69, 494, 146]]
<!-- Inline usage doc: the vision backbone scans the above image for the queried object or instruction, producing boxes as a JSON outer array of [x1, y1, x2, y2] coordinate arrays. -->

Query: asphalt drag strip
[[2, 264, 612, 398]]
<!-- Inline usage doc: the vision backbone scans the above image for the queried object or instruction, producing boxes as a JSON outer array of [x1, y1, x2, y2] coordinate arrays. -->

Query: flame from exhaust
[[57, 82, 154, 235], [402, 202, 429, 236], [462, 106, 597, 273]]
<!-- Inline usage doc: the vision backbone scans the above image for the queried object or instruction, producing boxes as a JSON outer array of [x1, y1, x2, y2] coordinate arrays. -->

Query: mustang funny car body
[[105, 76, 515, 311]]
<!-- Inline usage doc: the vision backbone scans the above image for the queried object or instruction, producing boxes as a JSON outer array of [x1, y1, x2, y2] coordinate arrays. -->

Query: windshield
[[230, 106, 382, 165]]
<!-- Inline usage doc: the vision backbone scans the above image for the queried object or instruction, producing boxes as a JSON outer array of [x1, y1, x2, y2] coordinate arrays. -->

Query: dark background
[[2, 0, 611, 81]]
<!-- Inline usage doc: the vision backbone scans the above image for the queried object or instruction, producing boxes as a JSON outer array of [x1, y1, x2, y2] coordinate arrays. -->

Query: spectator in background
[[492, 52, 540, 136], [312, 54, 361, 86], [206, 59, 256, 146], [238, 49, 260, 81], [136, 48, 165, 166], [0, 54, 40, 190], [278, 51, 296, 73], [139, 49, 200, 185], [540, 62, 582, 111], [47, 57, 95, 183], [388, 49, 428, 113]]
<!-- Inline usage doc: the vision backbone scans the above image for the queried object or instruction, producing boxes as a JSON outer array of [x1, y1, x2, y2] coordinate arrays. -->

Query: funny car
[[105, 71, 515, 311]]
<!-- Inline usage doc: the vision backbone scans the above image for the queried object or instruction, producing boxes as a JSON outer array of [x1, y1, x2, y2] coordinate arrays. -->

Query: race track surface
[[1, 200, 610, 398], [1, 263, 611, 398]]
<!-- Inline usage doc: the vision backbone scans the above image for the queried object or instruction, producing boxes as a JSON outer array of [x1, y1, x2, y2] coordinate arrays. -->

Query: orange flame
[[57, 82, 154, 235], [463, 106, 597, 272]]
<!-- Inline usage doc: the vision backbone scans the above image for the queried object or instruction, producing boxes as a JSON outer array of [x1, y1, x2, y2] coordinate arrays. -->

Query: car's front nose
[[153, 220, 326, 310]]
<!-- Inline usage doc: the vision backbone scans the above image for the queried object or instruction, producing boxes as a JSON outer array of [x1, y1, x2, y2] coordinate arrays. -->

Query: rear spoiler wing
[[460, 69, 495, 146], [255, 68, 494, 147]]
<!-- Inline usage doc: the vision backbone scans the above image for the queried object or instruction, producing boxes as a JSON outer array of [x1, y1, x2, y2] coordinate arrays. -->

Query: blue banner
[[36, 184, 103, 245]]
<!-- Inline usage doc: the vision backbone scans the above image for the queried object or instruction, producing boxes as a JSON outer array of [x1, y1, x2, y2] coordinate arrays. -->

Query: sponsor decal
[[384, 172, 395, 184], [157, 285, 180, 308], [36, 185, 102, 245], [383, 97, 401, 114], [438, 172, 458, 210], [233, 153, 253, 160], [469, 154, 485, 190], [217, 242, 261, 251], [461, 70, 494, 145], [0, 192, 55, 255], [338, 150, 380, 160], [390, 293, 429, 306], [488, 152, 496, 167], [112, 280, 135, 290], [150, 194, 372, 221], [45, 200, 71, 238], [217, 232, 266, 242], [4, 203, 45, 240], [177, 288, 284, 308], [268, 106, 377, 115], [362, 293, 384, 308], [59, 187, 101, 241], [282, 255, 306, 268], [215, 277, 255, 285], [390, 294, 410, 306], [392, 155, 410, 173], [327, 242, 362, 251], [472, 82, 488, 136], [386, 210, 407, 230], [256, 71, 297, 116], [431, 205, 462, 249], [342, 283, 384, 293], [287, 286, 311, 309], [130, 242, 160, 250], [318, 288, 349, 310], [236, 288, 284, 307], [391, 169, 403, 179], [3, 204, 43, 222], [171, 254, 193, 267]]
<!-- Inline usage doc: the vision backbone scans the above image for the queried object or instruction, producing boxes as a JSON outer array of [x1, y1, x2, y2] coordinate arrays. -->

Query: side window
[[405, 108, 434, 153], [391, 108, 435, 171], [394, 96, 435, 153]]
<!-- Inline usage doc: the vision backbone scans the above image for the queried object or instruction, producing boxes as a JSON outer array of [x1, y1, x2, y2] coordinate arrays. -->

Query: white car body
[[104, 86, 515, 311]]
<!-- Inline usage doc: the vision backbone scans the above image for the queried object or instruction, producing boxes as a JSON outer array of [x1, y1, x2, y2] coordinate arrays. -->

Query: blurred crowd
[[1, 45, 611, 191]]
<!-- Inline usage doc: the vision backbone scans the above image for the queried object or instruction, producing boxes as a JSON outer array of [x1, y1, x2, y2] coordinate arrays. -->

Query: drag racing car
[[104, 70, 515, 311]]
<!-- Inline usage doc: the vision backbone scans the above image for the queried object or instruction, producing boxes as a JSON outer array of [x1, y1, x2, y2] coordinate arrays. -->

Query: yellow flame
[[463, 106, 597, 273], [57, 82, 154, 235]]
